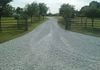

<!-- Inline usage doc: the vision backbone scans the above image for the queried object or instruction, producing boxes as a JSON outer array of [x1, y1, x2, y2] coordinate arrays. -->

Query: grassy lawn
[[0, 17, 47, 43], [58, 17, 100, 37]]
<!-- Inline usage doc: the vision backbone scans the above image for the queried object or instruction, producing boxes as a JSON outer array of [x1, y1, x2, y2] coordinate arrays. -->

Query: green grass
[[58, 17, 100, 37], [0, 17, 47, 43], [1, 17, 17, 23]]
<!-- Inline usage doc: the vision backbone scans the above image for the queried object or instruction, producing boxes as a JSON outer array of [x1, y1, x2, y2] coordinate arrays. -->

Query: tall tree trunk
[[91, 18, 94, 28]]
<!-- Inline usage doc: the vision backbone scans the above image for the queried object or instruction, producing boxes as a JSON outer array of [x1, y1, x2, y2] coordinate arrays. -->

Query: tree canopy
[[2, 4, 14, 17], [79, 1, 100, 28], [0, 0, 12, 7], [59, 4, 75, 29], [80, 1, 100, 18], [39, 3, 48, 17], [59, 4, 74, 18], [80, 6, 89, 17], [89, 1, 100, 8]]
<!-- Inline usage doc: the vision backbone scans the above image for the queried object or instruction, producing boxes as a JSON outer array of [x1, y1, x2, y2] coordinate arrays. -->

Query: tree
[[59, 4, 74, 29], [86, 1, 100, 28], [31, 2, 39, 17], [0, 0, 12, 31], [25, 2, 39, 23], [13, 7, 23, 29], [24, 4, 33, 20], [89, 1, 100, 8], [39, 3, 48, 19], [80, 1, 100, 28], [21, 10, 28, 31], [2, 4, 14, 17], [0, 0, 12, 6], [86, 8, 100, 28], [80, 6, 89, 28], [15, 7, 23, 15]]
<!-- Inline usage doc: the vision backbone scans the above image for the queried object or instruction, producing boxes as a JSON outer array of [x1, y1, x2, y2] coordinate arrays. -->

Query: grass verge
[[0, 18, 47, 43]]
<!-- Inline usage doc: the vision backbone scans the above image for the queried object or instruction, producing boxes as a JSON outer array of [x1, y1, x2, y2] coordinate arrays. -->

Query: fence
[[0, 17, 28, 32], [70, 17, 100, 29]]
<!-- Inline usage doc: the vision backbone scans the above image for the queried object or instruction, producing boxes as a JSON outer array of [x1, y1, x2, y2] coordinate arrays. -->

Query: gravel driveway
[[0, 17, 100, 70]]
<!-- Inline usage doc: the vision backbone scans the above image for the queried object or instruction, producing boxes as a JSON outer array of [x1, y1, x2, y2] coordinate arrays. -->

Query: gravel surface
[[0, 17, 100, 70]]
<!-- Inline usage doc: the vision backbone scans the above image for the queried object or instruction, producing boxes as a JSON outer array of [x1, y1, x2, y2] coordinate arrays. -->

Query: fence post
[[24, 17, 28, 31], [64, 17, 68, 30]]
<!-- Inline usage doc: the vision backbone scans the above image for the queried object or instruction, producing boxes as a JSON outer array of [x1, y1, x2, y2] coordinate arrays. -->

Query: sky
[[10, 0, 100, 14]]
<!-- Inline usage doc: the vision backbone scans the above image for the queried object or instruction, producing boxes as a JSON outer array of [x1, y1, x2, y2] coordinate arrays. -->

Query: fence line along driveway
[[0, 17, 100, 70]]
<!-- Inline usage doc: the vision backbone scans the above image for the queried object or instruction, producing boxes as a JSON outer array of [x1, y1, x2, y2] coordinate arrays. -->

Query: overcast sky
[[10, 0, 100, 13]]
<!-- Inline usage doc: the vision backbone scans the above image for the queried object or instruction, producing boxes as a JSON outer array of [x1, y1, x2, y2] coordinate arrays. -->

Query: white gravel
[[0, 17, 100, 70]]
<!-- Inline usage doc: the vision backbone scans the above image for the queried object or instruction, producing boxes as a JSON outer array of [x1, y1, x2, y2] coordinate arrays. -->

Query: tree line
[[0, 0, 48, 31], [59, 1, 100, 30]]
